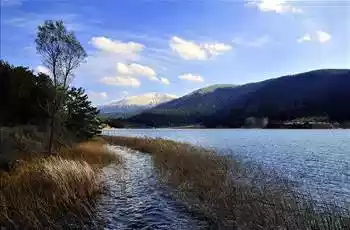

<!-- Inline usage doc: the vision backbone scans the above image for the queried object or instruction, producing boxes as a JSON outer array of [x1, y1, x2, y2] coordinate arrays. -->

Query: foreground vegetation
[[104, 136, 350, 229], [0, 20, 114, 229], [0, 140, 119, 229]]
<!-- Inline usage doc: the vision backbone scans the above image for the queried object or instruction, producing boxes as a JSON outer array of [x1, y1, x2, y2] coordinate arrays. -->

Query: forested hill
[[127, 69, 350, 128]]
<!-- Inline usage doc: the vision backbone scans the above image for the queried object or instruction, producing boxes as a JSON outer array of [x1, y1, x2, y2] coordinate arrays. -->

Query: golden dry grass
[[60, 140, 119, 166], [103, 135, 350, 229], [0, 140, 119, 229]]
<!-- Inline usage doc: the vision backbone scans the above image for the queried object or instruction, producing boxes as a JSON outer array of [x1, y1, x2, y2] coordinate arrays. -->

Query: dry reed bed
[[60, 140, 118, 166], [0, 140, 119, 229], [103, 135, 350, 229]]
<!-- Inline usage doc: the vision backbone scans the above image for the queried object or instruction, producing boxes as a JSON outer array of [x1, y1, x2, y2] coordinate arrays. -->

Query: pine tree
[[65, 87, 102, 141]]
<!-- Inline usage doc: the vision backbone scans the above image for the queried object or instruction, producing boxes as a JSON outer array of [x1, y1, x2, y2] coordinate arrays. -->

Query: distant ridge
[[127, 69, 350, 127], [190, 84, 237, 95]]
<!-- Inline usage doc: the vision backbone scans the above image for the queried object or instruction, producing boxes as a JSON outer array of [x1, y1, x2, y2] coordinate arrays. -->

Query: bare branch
[[35, 20, 86, 153]]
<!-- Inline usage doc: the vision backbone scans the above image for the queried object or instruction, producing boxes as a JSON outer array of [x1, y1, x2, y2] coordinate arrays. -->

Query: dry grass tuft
[[103, 135, 350, 229], [60, 141, 120, 166], [0, 157, 101, 229], [0, 139, 119, 229]]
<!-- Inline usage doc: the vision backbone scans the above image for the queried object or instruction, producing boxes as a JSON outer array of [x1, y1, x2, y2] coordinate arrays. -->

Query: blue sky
[[1, 0, 349, 105]]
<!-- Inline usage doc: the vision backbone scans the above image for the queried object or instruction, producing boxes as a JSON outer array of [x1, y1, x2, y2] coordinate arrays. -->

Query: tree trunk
[[47, 115, 55, 154]]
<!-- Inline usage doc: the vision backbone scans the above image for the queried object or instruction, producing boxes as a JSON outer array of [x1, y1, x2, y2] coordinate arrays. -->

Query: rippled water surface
[[103, 129, 350, 206], [97, 146, 209, 229]]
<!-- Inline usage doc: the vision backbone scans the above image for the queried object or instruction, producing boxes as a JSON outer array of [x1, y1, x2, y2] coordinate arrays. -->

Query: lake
[[103, 129, 350, 206]]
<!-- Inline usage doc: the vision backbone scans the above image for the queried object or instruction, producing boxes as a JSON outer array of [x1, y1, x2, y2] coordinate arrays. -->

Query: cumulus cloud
[[80, 36, 146, 84], [35, 65, 51, 76], [178, 73, 204, 83], [100, 76, 141, 88], [170, 36, 232, 60], [202, 43, 232, 55], [115, 62, 171, 85], [246, 0, 302, 14], [297, 31, 331, 44], [160, 77, 170, 85], [117, 63, 158, 81], [316, 31, 331, 43], [297, 34, 312, 43], [170, 36, 207, 60], [84, 35, 169, 87], [91, 36, 145, 57], [83, 35, 174, 88]]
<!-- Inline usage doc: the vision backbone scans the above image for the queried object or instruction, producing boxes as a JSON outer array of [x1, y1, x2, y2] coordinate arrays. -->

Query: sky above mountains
[[1, 0, 349, 105]]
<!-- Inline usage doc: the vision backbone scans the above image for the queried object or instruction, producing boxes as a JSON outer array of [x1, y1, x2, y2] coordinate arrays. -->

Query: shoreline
[[1, 134, 349, 229], [102, 135, 350, 229], [103, 126, 350, 130]]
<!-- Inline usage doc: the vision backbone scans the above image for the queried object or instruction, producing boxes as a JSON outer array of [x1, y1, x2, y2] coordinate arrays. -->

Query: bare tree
[[35, 20, 87, 153]]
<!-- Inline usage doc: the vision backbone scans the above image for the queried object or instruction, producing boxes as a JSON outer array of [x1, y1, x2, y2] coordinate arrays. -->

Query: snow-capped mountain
[[99, 92, 177, 118]]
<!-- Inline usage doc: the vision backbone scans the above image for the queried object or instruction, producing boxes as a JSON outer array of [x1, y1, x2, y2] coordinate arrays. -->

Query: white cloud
[[297, 34, 312, 43], [35, 65, 50, 76], [100, 76, 141, 88], [115, 62, 173, 85], [82, 36, 166, 88], [100, 92, 108, 98], [78, 33, 178, 92], [170, 36, 207, 60], [160, 77, 170, 85], [202, 43, 232, 55], [116, 63, 131, 75], [316, 31, 331, 43], [91, 36, 145, 57], [117, 62, 158, 81], [170, 36, 232, 60], [246, 0, 302, 14], [82, 35, 171, 89], [297, 31, 331, 44], [178, 73, 204, 83]]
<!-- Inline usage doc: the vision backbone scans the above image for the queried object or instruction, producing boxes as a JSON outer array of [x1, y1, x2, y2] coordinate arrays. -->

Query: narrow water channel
[[96, 146, 210, 229]]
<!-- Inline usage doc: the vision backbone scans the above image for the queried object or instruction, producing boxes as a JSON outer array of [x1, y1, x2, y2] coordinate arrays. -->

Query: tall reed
[[104, 136, 350, 229], [0, 140, 118, 229]]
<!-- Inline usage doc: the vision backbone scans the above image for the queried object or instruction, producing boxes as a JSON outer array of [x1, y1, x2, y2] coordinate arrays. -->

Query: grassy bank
[[0, 140, 119, 229], [103, 136, 350, 229]]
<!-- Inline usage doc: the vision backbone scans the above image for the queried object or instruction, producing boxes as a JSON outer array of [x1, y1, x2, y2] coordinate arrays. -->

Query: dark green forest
[[0, 60, 101, 141]]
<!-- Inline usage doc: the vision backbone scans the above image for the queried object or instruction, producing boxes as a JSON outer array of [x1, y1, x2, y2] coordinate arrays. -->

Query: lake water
[[103, 129, 350, 206]]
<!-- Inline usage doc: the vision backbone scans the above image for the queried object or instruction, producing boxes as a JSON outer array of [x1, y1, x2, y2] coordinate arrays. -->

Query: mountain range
[[98, 92, 177, 118], [124, 69, 350, 128]]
